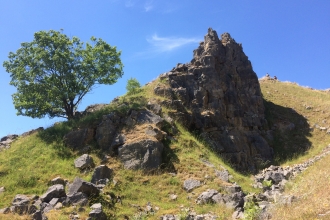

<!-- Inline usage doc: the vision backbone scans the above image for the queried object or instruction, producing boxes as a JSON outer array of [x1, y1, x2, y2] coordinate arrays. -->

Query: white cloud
[[147, 34, 200, 52], [144, 0, 154, 12]]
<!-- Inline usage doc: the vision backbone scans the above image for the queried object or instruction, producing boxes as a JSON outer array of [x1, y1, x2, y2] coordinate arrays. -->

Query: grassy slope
[[1, 79, 330, 219], [261, 80, 330, 219]]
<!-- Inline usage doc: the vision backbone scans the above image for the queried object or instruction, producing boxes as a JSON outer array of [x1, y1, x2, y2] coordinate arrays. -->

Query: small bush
[[126, 78, 141, 94]]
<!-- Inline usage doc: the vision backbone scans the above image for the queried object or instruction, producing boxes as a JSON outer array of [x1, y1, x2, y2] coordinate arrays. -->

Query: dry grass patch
[[270, 153, 330, 219]]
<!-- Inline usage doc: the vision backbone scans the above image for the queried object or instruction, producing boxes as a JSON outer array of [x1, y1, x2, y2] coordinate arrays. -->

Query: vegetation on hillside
[[1, 79, 330, 219]]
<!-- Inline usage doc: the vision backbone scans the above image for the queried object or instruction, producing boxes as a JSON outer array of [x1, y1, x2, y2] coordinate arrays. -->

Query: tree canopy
[[3, 30, 123, 120]]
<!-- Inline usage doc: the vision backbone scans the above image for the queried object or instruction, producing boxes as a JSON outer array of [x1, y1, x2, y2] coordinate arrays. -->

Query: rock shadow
[[263, 99, 312, 165]]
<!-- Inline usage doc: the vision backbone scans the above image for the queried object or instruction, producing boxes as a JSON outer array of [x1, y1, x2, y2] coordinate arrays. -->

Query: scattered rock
[[183, 179, 201, 192], [51, 177, 66, 186], [40, 184, 66, 203], [74, 154, 94, 170], [91, 165, 113, 185], [68, 192, 89, 206], [88, 203, 107, 220], [118, 139, 163, 170], [67, 177, 100, 197], [0, 134, 18, 150]]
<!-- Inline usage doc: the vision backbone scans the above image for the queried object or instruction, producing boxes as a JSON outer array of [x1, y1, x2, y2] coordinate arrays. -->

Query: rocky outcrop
[[155, 28, 273, 172], [0, 134, 18, 151], [74, 154, 94, 170], [63, 129, 94, 150], [118, 139, 163, 170]]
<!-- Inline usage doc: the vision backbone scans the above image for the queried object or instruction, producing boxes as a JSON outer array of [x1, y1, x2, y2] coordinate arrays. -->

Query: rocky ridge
[[155, 28, 273, 172]]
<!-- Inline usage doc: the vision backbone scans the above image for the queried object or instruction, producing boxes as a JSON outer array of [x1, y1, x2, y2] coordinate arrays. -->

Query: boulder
[[147, 102, 162, 115], [145, 125, 167, 141], [68, 192, 89, 206], [126, 109, 164, 128], [95, 112, 122, 150], [0, 134, 18, 150], [11, 194, 30, 215], [84, 104, 108, 114], [88, 203, 107, 220], [91, 165, 113, 184], [64, 128, 94, 149], [51, 177, 66, 186], [215, 169, 230, 182], [74, 154, 94, 170], [183, 179, 201, 192], [68, 177, 100, 197], [118, 139, 163, 170], [40, 184, 66, 203], [196, 189, 219, 205]]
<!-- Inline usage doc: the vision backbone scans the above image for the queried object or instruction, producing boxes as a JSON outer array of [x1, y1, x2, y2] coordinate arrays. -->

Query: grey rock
[[95, 112, 122, 150], [91, 165, 113, 184], [155, 28, 274, 171], [68, 192, 89, 206], [160, 214, 180, 220], [31, 210, 43, 220], [48, 198, 59, 207], [68, 177, 100, 197], [0, 207, 10, 214], [12, 194, 30, 215], [28, 204, 38, 214], [215, 169, 230, 182], [0, 134, 18, 150], [84, 104, 108, 114], [223, 184, 242, 194], [74, 154, 94, 170], [88, 208, 107, 220], [40, 184, 66, 203], [21, 127, 44, 137], [90, 203, 102, 211], [118, 139, 164, 170], [196, 189, 219, 204], [51, 177, 65, 186], [64, 128, 94, 149], [126, 109, 164, 128], [147, 102, 162, 115], [183, 179, 201, 192], [54, 202, 63, 210], [145, 125, 167, 141]]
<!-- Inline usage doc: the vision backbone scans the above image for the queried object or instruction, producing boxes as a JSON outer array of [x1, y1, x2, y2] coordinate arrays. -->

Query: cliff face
[[156, 28, 273, 172]]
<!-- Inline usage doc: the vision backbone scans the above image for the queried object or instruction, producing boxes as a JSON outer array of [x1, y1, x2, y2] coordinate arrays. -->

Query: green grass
[[2, 79, 330, 219]]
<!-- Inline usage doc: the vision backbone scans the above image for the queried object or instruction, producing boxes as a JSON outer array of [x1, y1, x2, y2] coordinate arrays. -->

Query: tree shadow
[[263, 99, 312, 165]]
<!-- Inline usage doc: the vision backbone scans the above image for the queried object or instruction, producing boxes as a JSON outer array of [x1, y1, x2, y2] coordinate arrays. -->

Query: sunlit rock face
[[158, 28, 273, 172]]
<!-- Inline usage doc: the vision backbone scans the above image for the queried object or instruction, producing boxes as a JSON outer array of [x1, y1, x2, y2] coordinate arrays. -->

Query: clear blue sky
[[1, 0, 330, 137]]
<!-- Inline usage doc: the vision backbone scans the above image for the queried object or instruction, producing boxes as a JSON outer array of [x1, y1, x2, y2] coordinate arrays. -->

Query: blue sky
[[1, 0, 330, 137]]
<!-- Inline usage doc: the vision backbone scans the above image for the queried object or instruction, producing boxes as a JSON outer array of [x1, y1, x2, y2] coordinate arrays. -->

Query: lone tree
[[3, 30, 123, 120], [126, 77, 141, 94]]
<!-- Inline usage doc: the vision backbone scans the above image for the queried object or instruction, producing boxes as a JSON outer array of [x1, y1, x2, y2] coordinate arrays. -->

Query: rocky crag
[[155, 28, 273, 172]]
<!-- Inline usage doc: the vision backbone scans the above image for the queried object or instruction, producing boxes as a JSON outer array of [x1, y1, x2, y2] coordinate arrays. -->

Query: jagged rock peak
[[155, 28, 273, 172]]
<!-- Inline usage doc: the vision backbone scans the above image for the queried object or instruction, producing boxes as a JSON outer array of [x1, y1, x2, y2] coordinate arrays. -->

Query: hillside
[[1, 29, 330, 220]]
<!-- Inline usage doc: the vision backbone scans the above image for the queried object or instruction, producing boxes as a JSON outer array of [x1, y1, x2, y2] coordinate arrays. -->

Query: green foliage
[[3, 30, 123, 120], [262, 180, 273, 188], [126, 77, 141, 94], [243, 199, 261, 220]]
